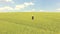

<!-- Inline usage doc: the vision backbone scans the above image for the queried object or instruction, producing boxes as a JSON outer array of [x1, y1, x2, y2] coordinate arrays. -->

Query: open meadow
[[0, 12, 60, 34]]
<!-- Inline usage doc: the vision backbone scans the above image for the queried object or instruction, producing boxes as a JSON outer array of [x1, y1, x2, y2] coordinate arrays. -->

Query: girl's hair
[[32, 16, 34, 20]]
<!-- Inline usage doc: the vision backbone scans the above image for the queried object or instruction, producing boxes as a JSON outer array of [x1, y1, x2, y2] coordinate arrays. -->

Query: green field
[[0, 12, 60, 34]]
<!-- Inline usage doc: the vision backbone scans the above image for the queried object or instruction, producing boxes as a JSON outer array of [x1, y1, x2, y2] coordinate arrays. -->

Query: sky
[[0, 0, 60, 12]]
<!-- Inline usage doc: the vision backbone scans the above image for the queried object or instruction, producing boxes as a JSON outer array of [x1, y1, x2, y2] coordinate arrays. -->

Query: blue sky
[[0, 0, 60, 12]]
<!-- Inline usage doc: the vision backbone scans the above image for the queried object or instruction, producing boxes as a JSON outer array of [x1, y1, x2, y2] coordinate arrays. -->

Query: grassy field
[[0, 12, 60, 34]]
